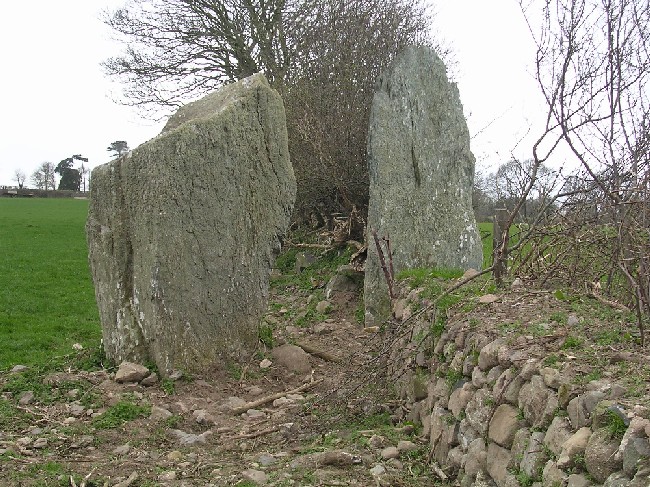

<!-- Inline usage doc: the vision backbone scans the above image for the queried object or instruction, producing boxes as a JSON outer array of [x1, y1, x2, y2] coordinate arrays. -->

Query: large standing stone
[[365, 46, 482, 324], [87, 73, 296, 375]]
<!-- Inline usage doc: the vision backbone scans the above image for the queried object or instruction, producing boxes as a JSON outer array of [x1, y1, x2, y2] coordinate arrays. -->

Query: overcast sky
[[0, 0, 543, 187]]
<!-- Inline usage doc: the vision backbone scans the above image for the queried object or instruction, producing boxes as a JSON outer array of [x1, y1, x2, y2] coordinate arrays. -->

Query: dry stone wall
[[387, 286, 650, 487]]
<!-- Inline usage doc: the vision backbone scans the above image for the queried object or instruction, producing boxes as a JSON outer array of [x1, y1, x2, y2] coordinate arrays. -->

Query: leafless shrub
[[505, 0, 650, 345]]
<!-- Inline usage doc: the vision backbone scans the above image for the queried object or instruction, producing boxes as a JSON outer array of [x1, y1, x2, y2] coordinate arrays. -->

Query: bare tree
[[13, 169, 26, 189], [103, 0, 440, 223], [512, 0, 650, 344], [491, 159, 557, 222], [102, 0, 307, 109], [31, 162, 57, 191], [284, 0, 437, 221], [79, 163, 90, 192]]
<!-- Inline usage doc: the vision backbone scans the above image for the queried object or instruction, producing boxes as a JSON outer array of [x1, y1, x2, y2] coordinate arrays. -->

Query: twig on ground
[[230, 379, 323, 415], [230, 425, 280, 440], [587, 292, 631, 312]]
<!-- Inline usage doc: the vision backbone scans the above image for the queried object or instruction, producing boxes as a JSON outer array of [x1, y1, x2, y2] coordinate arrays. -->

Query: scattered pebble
[[32, 438, 48, 449], [396, 440, 418, 453], [370, 464, 386, 476], [245, 409, 266, 420], [241, 469, 267, 485], [114, 362, 150, 384], [369, 435, 387, 449], [247, 386, 264, 396], [149, 405, 173, 421], [170, 429, 212, 446], [113, 444, 131, 455], [259, 359, 272, 369], [140, 373, 158, 386], [258, 454, 276, 466], [69, 403, 85, 417], [193, 409, 215, 424], [72, 343, 84, 351], [381, 446, 399, 459], [478, 294, 499, 304], [167, 450, 183, 461], [158, 471, 177, 481], [387, 458, 404, 470], [315, 300, 331, 313], [10, 365, 28, 373], [169, 370, 183, 381], [16, 437, 32, 447], [18, 391, 35, 406], [567, 313, 580, 326], [273, 397, 293, 407]]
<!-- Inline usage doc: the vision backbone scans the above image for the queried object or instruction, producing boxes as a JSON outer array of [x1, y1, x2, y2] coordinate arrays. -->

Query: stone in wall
[[87, 73, 296, 375], [585, 429, 623, 483], [364, 45, 482, 325]]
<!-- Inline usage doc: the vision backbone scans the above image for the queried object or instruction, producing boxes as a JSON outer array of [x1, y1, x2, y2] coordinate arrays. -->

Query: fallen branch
[[587, 292, 631, 312], [291, 243, 333, 249], [230, 425, 280, 440], [230, 379, 323, 415], [431, 462, 448, 480], [294, 341, 341, 363]]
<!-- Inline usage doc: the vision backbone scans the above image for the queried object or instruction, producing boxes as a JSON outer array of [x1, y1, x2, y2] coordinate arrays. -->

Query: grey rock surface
[[365, 46, 482, 325], [585, 428, 623, 483], [270, 344, 311, 374], [114, 361, 150, 383], [488, 404, 522, 449], [87, 73, 296, 375]]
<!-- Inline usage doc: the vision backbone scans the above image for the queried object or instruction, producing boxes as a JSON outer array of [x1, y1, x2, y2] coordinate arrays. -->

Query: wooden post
[[493, 208, 509, 287]]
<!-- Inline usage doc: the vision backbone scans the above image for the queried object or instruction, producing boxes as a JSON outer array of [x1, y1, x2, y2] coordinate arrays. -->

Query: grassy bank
[[0, 199, 101, 369]]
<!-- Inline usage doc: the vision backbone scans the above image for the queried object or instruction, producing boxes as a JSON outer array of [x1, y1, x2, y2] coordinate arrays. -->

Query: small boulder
[[241, 469, 268, 485], [585, 428, 623, 483], [381, 446, 400, 459], [271, 344, 311, 374], [115, 362, 150, 383], [149, 405, 173, 421], [170, 429, 212, 446], [18, 391, 35, 406]]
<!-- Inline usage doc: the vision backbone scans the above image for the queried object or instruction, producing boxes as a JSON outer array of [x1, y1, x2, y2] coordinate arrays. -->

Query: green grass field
[[0, 199, 101, 369]]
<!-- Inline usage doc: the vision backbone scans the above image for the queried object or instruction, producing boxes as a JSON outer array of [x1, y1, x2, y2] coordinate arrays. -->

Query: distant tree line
[[472, 159, 558, 223], [12, 140, 130, 192]]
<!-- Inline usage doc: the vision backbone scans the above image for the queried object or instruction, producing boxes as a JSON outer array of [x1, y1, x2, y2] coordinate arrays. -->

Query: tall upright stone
[[365, 46, 482, 325], [86, 73, 296, 375]]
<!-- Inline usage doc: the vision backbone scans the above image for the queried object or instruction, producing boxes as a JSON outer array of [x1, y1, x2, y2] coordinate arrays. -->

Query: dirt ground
[[1, 265, 649, 486]]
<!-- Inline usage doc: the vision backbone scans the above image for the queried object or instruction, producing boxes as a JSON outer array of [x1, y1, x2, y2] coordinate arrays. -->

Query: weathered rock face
[[87, 73, 296, 375], [365, 46, 482, 324]]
